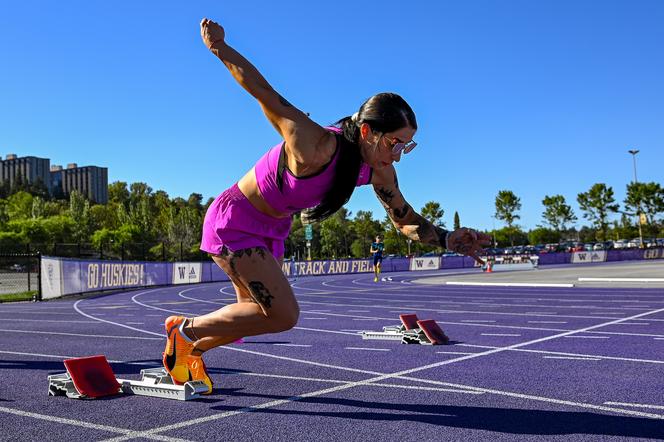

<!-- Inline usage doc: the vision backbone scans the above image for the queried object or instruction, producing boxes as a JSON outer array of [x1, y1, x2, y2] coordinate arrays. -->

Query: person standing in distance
[[371, 235, 385, 282]]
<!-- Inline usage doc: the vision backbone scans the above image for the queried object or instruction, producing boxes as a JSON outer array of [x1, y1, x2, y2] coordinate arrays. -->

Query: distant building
[[50, 163, 109, 204], [1, 153, 108, 203], [0, 153, 51, 192]]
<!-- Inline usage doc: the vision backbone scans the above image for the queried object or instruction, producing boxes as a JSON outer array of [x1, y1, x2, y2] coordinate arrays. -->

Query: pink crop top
[[254, 127, 372, 214]]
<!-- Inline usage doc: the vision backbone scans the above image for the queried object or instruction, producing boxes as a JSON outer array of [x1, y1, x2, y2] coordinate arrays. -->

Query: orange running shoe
[[162, 316, 195, 384], [187, 355, 213, 394]]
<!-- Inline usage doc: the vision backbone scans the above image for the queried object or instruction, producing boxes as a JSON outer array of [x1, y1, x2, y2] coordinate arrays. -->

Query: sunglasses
[[382, 135, 417, 155]]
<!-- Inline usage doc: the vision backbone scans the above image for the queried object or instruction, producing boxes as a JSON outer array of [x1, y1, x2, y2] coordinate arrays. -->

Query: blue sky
[[1, 0, 662, 231]]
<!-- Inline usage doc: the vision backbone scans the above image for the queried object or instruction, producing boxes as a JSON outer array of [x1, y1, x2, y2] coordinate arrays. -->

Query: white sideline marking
[[604, 402, 664, 410], [564, 336, 610, 339], [580, 277, 664, 282], [345, 347, 391, 352], [0, 407, 187, 442], [446, 282, 575, 288], [352, 318, 379, 321], [273, 344, 312, 347], [459, 343, 664, 364], [436, 351, 475, 355], [655, 338, 664, 340], [481, 333, 521, 337], [543, 356, 601, 361], [613, 322, 648, 325], [0, 329, 160, 340]]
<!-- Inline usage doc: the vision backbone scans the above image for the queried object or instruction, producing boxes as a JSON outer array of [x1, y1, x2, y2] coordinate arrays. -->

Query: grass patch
[[0, 291, 37, 302]]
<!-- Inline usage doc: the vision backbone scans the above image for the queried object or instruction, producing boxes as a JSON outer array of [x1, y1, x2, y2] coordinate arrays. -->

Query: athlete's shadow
[[210, 392, 664, 439]]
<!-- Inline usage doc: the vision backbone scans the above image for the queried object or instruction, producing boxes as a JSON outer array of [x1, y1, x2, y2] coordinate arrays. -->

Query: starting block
[[361, 314, 449, 345], [48, 355, 209, 401]]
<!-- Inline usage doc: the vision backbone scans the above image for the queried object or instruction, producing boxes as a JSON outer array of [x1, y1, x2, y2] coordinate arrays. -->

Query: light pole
[[628, 149, 644, 248]]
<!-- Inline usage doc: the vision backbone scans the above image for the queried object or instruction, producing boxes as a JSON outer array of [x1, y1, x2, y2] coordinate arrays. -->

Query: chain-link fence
[[3, 243, 208, 262], [0, 253, 40, 300]]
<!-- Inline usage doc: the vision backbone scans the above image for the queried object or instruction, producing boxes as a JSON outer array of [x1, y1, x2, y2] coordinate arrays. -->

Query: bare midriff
[[237, 168, 291, 219]]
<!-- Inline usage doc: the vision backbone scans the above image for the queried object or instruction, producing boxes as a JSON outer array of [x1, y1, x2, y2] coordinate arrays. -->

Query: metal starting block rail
[[361, 314, 449, 345], [48, 355, 208, 401]]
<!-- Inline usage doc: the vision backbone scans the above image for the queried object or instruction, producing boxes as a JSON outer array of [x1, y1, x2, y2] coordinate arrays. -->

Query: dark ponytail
[[301, 92, 417, 224]]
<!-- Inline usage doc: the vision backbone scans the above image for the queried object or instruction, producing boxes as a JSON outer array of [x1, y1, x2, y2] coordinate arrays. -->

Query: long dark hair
[[301, 92, 417, 224]]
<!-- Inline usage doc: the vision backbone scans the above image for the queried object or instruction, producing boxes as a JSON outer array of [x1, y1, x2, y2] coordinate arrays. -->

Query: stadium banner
[[643, 248, 664, 260], [40, 256, 63, 299], [571, 251, 607, 264], [410, 257, 440, 271], [283, 259, 374, 277], [172, 262, 202, 284]]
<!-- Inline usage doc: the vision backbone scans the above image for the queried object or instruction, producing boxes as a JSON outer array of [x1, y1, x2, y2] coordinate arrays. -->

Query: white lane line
[[481, 333, 521, 337], [655, 338, 664, 340], [436, 351, 475, 355], [604, 402, 664, 410], [273, 344, 312, 347], [301, 317, 327, 320], [341, 329, 364, 332], [613, 322, 649, 325], [525, 312, 557, 315], [344, 347, 391, 352], [564, 336, 610, 339], [294, 327, 357, 336], [0, 407, 187, 442], [348, 310, 371, 312], [461, 320, 496, 323], [459, 343, 664, 365], [352, 318, 380, 321], [446, 282, 575, 288], [528, 321, 568, 324], [0, 318, 97, 323], [224, 371, 481, 394], [580, 277, 664, 282], [0, 329, 160, 340], [543, 356, 602, 361]]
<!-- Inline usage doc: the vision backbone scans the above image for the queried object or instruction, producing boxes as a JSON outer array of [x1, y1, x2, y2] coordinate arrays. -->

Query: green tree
[[420, 201, 445, 227], [7, 191, 34, 220], [453, 211, 460, 230], [624, 182, 664, 235], [495, 190, 521, 246], [320, 209, 351, 259], [108, 181, 130, 206], [528, 227, 560, 245], [577, 183, 619, 241], [69, 190, 91, 242], [350, 210, 380, 258], [542, 195, 577, 232]]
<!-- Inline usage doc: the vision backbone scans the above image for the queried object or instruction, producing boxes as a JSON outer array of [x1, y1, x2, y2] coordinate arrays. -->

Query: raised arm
[[200, 18, 329, 159], [372, 165, 491, 263]]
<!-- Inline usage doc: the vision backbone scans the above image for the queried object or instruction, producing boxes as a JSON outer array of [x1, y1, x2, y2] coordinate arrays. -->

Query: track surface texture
[[1, 260, 663, 441]]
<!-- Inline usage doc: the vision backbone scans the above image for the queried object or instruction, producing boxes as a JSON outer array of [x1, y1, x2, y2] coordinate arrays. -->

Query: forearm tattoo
[[248, 281, 275, 309], [376, 187, 395, 205]]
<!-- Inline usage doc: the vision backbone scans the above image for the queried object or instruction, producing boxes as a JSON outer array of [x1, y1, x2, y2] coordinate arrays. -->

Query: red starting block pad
[[361, 314, 450, 345], [48, 355, 209, 401]]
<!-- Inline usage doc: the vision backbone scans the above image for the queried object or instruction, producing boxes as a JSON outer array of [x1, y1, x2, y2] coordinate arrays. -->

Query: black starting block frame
[[48, 355, 209, 401], [361, 314, 449, 345]]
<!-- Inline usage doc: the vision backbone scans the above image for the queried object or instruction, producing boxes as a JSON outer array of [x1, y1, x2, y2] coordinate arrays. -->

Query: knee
[[268, 306, 299, 333]]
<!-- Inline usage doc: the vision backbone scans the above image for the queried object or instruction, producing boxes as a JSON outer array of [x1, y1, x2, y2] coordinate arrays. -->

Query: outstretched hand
[[200, 18, 225, 50], [446, 228, 492, 265]]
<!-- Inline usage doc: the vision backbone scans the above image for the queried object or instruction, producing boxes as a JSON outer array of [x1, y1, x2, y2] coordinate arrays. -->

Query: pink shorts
[[200, 184, 292, 259]]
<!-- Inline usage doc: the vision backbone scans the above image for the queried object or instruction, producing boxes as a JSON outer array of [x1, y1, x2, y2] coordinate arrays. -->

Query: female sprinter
[[162, 18, 491, 393]]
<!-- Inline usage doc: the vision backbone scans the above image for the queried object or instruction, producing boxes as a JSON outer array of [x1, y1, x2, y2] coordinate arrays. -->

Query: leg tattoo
[[248, 281, 275, 309]]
